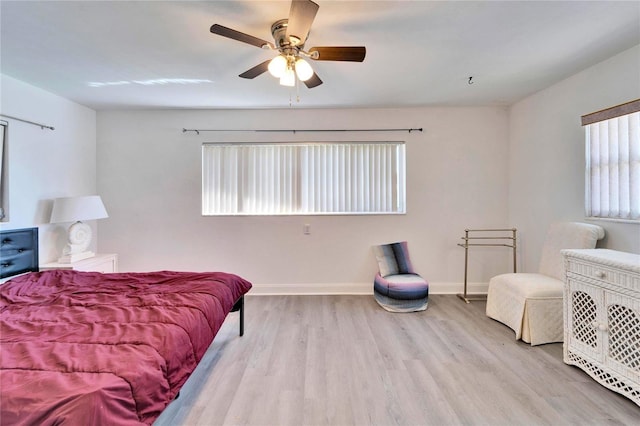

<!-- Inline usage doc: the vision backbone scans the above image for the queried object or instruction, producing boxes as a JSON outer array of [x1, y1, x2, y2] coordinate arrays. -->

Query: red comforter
[[0, 269, 252, 425]]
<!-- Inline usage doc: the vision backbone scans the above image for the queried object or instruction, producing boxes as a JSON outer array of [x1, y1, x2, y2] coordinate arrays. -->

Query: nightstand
[[40, 253, 118, 273]]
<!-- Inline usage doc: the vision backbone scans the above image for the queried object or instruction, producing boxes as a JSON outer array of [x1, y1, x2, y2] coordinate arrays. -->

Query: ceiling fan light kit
[[294, 58, 314, 81], [210, 0, 366, 91], [268, 55, 287, 78], [280, 67, 296, 87], [268, 55, 313, 84]]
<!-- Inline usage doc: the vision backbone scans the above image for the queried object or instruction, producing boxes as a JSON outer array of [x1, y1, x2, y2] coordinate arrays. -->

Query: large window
[[583, 99, 640, 221], [202, 142, 406, 215]]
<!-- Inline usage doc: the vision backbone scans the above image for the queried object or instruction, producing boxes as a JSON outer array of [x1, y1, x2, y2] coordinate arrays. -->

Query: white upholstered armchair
[[485, 222, 605, 346]]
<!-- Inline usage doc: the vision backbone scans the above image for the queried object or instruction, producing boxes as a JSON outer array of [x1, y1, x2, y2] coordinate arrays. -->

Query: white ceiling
[[1, 0, 639, 110]]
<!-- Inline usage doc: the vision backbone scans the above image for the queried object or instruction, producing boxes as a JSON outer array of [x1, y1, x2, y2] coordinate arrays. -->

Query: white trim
[[247, 281, 489, 296], [585, 217, 640, 225], [435, 281, 489, 295]]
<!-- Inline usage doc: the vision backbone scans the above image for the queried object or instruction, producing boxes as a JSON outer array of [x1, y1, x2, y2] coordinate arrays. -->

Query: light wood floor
[[154, 295, 639, 426]]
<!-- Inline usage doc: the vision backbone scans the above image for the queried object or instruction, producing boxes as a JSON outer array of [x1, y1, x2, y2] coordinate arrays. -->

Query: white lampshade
[[50, 195, 108, 223], [268, 55, 287, 78], [280, 67, 296, 87], [295, 58, 314, 81]]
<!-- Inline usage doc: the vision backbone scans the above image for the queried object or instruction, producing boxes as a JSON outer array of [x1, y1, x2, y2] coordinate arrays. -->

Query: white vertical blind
[[202, 142, 406, 215], [585, 111, 640, 220]]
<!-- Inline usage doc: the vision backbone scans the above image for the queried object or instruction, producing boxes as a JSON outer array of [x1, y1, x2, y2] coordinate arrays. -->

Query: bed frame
[[0, 227, 39, 279], [231, 295, 245, 336]]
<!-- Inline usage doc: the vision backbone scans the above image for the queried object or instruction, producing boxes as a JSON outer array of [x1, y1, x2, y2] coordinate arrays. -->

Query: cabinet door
[[567, 279, 604, 362], [605, 291, 640, 382]]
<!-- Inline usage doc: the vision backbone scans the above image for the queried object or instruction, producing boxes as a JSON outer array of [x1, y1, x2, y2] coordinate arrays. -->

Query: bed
[[0, 227, 252, 425]]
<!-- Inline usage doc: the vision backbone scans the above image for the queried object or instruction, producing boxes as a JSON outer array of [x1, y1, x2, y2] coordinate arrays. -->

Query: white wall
[[0, 75, 97, 262], [6, 43, 638, 290], [97, 107, 510, 293], [508, 44, 640, 271]]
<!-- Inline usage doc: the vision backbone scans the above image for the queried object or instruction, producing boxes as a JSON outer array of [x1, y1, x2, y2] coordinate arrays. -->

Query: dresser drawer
[[567, 260, 638, 289], [564, 249, 640, 293]]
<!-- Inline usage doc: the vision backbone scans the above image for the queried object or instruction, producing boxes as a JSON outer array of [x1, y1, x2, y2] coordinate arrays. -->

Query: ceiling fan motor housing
[[271, 19, 303, 51]]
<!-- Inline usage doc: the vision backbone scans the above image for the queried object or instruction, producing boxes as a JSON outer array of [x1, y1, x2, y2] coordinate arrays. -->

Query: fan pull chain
[[288, 77, 301, 107]]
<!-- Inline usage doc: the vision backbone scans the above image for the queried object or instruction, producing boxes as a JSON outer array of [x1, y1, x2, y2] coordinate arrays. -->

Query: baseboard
[[248, 282, 371, 296], [248, 281, 489, 296], [435, 281, 489, 295]]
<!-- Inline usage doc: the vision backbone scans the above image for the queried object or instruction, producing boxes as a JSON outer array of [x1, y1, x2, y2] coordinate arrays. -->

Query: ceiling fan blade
[[303, 72, 323, 89], [286, 0, 319, 45], [210, 24, 274, 49], [309, 46, 366, 62], [239, 60, 271, 79]]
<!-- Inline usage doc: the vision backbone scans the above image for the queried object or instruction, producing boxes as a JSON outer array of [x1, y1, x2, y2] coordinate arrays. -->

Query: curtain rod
[[183, 127, 422, 135], [0, 114, 55, 130]]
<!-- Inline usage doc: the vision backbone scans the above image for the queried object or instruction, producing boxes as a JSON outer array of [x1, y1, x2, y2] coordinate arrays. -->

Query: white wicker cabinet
[[562, 249, 640, 406]]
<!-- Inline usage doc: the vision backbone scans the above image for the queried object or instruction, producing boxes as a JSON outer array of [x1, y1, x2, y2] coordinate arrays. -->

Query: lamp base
[[58, 251, 96, 263]]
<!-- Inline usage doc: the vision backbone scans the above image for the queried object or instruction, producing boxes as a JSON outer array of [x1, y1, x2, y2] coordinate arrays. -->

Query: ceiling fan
[[210, 0, 366, 89]]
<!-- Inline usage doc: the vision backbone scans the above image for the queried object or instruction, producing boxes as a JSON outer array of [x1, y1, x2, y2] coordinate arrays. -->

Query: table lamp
[[50, 195, 108, 263]]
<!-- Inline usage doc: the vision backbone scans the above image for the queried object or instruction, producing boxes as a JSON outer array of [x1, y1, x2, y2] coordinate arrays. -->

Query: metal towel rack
[[457, 228, 517, 303]]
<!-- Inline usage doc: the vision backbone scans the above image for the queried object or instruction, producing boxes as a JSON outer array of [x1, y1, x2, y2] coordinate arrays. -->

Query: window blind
[[202, 142, 406, 215], [584, 106, 640, 221]]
